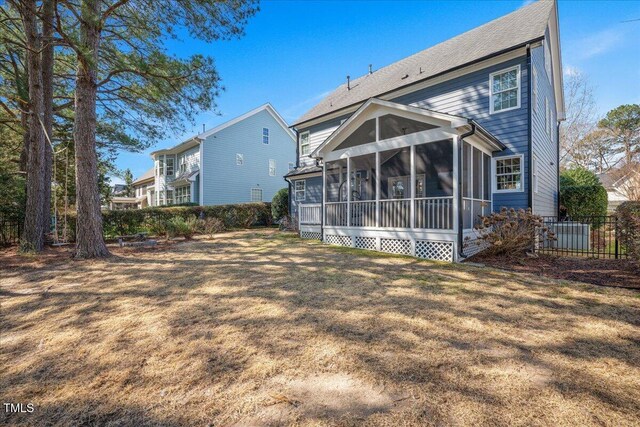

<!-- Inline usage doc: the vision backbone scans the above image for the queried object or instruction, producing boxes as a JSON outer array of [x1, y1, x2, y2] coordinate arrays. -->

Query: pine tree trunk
[[74, 0, 109, 258], [21, 0, 46, 252], [42, 0, 55, 240]]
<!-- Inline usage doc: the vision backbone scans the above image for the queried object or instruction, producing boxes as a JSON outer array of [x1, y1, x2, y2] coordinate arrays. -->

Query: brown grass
[[1, 229, 639, 426]]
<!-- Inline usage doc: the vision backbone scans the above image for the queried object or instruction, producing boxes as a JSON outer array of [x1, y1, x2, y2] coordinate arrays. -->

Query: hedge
[[560, 184, 608, 225], [616, 201, 640, 261], [271, 188, 289, 222], [61, 202, 272, 240]]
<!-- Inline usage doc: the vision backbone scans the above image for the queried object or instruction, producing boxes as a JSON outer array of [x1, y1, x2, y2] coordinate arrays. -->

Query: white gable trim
[[311, 98, 469, 158]]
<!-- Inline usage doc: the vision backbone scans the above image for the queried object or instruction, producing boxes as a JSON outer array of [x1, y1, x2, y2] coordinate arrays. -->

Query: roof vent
[[347, 75, 351, 90], [368, 64, 373, 74], [401, 73, 409, 80]]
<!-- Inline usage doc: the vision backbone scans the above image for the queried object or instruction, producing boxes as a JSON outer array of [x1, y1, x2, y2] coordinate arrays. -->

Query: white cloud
[[281, 89, 333, 122], [579, 28, 624, 59], [563, 65, 580, 77]]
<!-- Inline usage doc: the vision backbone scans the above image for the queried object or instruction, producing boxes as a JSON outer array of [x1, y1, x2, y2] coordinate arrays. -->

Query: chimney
[[347, 75, 351, 90], [368, 64, 373, 74]]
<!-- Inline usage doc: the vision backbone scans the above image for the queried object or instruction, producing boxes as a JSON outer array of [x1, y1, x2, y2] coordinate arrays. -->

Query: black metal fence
[[0, 216, 22, 247], [537, 215, 628, 259]]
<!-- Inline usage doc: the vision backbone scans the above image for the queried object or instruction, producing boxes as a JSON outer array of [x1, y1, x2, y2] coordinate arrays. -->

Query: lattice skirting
[[325, 234, 352, 247], [380, 238, 412, 255], [354, 236, 377, 251], [416, 240, 454, 262], [300, 231, 322, 240], [462, 238, 489, 258]]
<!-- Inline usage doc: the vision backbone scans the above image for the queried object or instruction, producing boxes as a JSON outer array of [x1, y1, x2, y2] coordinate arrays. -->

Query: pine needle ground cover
[[1, 230, 639, 426]]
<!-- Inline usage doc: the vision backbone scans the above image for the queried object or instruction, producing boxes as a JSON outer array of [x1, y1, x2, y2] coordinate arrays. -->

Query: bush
[[560, 167, 601, 187], [198, 217, 225, 237], [469, 207, 555, 257], [560, 185, 608, 223], [271, 188, 289, 222], [616, 201, 640, 261]]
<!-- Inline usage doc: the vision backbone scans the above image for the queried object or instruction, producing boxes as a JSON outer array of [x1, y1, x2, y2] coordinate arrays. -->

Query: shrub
[[165, 216, 197, 239], [616, 201, 640, 261], [560, 166, 601, 187], [279, 214, 298, 231], [469, 207, 555, 256], [560, 185, 608, 224], [199, 217, 225, 237], [271, 188, 289, 222]]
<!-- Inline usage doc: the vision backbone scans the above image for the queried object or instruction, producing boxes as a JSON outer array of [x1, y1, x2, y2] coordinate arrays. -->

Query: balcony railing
[[299, 203, 321, 225], [324, 196, 453, 230]]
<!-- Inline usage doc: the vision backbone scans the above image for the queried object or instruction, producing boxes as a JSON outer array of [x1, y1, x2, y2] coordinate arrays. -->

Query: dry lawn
[[1, 229, 639, 426]]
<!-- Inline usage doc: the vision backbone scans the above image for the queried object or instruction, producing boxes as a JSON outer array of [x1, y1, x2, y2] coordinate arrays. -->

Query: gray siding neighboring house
[[147, 104, 295, 207], [285, 0, 564, 261]]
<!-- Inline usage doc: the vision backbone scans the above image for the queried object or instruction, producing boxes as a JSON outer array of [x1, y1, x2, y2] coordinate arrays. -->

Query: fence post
[[614, 216, 619, 260]]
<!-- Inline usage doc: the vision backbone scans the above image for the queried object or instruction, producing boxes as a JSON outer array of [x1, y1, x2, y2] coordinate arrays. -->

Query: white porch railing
[[351, 200, 376, 227], [325, 202, 347, 226], [415, 197, 453, 229], [299, 203, 321, 225], [324, 197, 454, 230]]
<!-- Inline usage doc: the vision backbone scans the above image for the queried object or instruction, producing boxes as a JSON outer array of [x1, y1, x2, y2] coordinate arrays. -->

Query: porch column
[[322, 161, 326, 228], [346, 157, 351, 227], [375, 151, 380, 228], [410, 144, 416, 229]]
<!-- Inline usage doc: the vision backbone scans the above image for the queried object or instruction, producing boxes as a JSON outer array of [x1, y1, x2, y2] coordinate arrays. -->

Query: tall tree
[[560, 70, 598, 168], [598, 104, 640, 167], [123, 168, 133, 197], [53, 0, 258, 258]]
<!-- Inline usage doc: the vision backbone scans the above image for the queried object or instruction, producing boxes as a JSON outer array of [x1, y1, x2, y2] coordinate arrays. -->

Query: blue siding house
[[146, 104, 295, 207], [285, 1, 564, 262]]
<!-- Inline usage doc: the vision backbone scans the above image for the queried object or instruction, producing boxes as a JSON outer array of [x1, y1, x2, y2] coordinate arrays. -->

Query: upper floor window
[[269, 159, 276, 176], [295, 180, 306, 201], [262, 127, 269, 144], [179, 158, 187, 173], [489, 65, 520, 114], [166, 157, 175, 177], [532, 67, 538, 114], [251, 188, 263, 202], [157, 159, 164, 176], [236, 153, 244, 166], [494, 155, 523, 192], [545, 97, 551, 136], [300, 131, 310, 156]]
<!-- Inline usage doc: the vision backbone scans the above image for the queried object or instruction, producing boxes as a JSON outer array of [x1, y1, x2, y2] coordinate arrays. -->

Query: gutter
[[526, 44, 533, 211], [457, 123, 477, 260]]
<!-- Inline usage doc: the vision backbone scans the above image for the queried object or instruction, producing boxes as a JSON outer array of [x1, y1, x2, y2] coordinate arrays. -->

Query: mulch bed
[[468, 253, 640, 289]]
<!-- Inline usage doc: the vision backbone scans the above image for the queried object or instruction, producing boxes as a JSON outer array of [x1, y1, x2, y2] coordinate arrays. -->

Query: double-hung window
[[262, 127, 269, 144], [175, 186, 191, 204], [300, 132, 310, 156], [269, 159, 276, 176], [295, 180, 306, 201], [251, 188, 263, 202], [166, 157, 175, 177], [490, 65, 520, 114], [179, 158, 187, 174], [494, 156, 523, 192]]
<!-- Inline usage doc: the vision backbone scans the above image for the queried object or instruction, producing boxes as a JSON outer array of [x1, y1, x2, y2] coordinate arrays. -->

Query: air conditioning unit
[[549, 221, 591, 251]]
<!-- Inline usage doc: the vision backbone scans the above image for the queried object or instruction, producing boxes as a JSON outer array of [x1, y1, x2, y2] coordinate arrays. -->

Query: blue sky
[[112, 0, 640, 183]]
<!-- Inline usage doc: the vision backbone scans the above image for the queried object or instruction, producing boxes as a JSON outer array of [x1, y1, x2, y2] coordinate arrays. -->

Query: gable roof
[[132, 167, 154, 185], [151, 103, 295, 157], [293, 0, 555, 127]]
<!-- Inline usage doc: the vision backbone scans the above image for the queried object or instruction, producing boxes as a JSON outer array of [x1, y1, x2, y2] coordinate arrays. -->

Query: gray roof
[[132, 167, 154, 184], [293, 0, 553, 127], [285, 164, 322, 178]]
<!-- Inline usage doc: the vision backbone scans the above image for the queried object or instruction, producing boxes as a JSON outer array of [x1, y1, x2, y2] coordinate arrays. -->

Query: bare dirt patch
[[468, 253, 640, 289], [1, 230, 639, 426]]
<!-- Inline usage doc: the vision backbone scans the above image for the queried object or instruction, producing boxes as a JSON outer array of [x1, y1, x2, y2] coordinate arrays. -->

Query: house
[[132, 168, 155, 208], [597, 168, 640, 211], [285, 0, 564, 262], [141, 104, 295, 207], [107, 184, 137, 210]]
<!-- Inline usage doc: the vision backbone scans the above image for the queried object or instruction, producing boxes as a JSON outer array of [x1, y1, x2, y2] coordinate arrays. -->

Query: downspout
[[457, 123, 476, 260], [556, 121, 561, 217], [526, 44, 533, 211]]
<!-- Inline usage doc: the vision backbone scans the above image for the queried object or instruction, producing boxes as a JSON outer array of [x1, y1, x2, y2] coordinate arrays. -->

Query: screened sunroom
[[305, 98, 504, 262]]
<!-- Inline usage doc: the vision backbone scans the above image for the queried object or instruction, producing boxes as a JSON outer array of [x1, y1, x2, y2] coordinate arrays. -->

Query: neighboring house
[[597, 169, 640, 211], [148, 104, 295, 207], [107, 184, 137, 210], [132, 167, 155, 208], [285, 1, 564, 262]]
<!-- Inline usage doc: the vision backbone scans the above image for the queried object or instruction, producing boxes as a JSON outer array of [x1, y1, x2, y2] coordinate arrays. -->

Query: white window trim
[[492, 154, 525, 193], [489, 65, 521, 115], [295, 180, 306, 202], [250, 187, 263, 202], [300, 131, 310, 156], [269, 159, 276, 176], [262, 127, 269, 144], [236, 153, 244, 166]]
